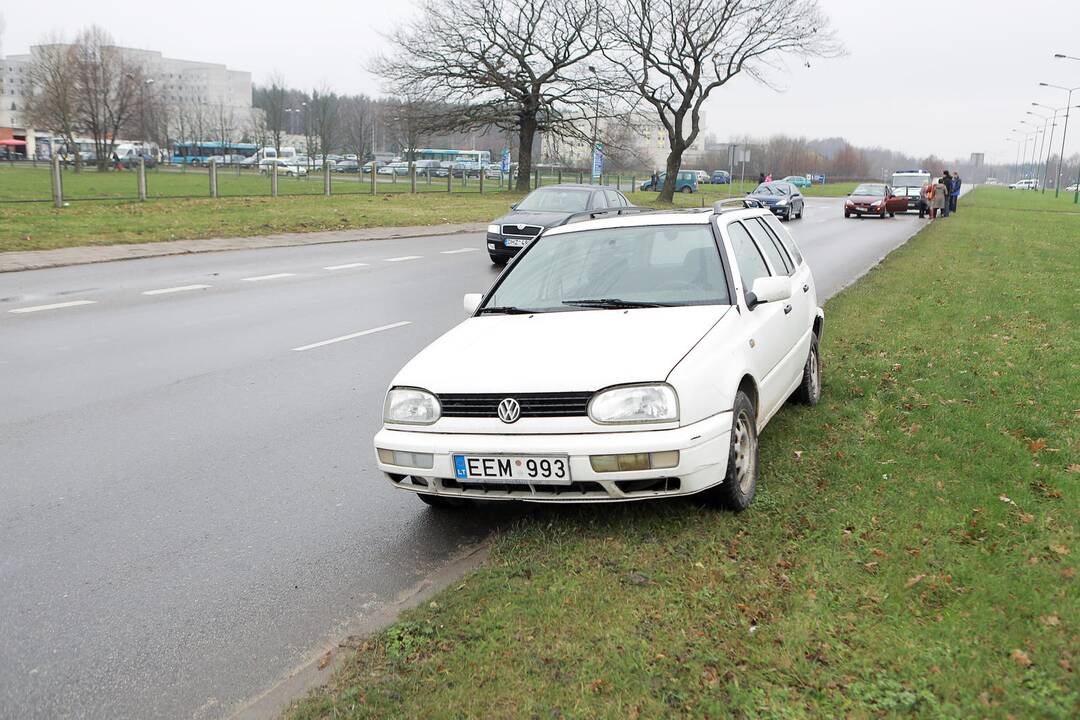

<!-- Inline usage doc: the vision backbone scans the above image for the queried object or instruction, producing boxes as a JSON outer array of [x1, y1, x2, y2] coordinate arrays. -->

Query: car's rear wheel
[[795, 333, 822, 405], [418, 493, 465, 509], [700, 390, 758, 511], [681, 186, 693, 194]]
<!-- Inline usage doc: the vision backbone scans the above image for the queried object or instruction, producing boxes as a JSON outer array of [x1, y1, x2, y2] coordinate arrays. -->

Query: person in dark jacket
[[950, 173, 961, 213], [940, 172, 952, 217], [758, 172, 766, 184]]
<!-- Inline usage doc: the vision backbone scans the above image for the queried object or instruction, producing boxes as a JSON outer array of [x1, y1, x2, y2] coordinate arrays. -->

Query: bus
[[411, 148, 492, 165], [172, 141, 259, 165]]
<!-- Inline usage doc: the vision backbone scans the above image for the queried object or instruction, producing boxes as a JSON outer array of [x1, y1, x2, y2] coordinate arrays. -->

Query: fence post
[[271, 161, 279, 197], [631, 176, 636, 192], [578, 170, 583, 184], [138, 157, 147, 201], [51, 155, 64, 208], [324, 161, 332, 196], [557, 169, 562, 184], [410, 162, 416, 194], [371, 164, 377, 195], [479, 167, 485, 194], [534, 167, 539, 189], [209, 159, 219, 198], [447, 169, 453, 193]]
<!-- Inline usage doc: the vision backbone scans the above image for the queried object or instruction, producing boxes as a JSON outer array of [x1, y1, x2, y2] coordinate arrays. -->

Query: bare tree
[[385, 95, 436, 162], [309, 88, 339, 165], [262, 76, 288, 155], [607, 0, 840, 201], [25, 39, 81, 169], [339, 95, 373, 164], [374, 0, 604, 191], [214, 101, 235, 145]]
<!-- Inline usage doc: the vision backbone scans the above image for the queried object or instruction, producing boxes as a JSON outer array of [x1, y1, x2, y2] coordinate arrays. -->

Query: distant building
[[0, 43, 252, 159]]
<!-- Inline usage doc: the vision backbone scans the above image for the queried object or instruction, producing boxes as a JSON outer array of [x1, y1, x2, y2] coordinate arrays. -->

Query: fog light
[[487, 243, 496, 249], [377, 449, 434, 469], [590, 451, 679, 473]]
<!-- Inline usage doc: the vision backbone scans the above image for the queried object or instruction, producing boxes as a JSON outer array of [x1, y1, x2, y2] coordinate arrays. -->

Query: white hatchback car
[[374, 203, 823, 510]]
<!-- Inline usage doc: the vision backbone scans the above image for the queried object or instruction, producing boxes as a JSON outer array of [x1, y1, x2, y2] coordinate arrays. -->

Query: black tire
[[888, 211, 895, 218], [417, 493, 465, 509], [844, 211, 850, 218], [797, 204, 803, 219], [680, 186, 693, 194], [700, 390, 758, 511], [795, 333, 822, 405], [490, 254, 507, 266]]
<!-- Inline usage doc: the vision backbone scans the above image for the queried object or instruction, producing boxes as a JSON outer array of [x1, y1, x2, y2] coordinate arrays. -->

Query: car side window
[[726, 221, 772, 292], [589, 192, 607, 210], [761, 213, 804, 266], [748, 218, 794, 275], [604, 190, 623, 207]]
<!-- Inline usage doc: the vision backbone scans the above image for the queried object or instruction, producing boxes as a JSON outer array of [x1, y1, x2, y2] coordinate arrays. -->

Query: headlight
[[776, 199, 788, 206], [588, 384, 678, 424], [384, 387, 441, 425], [487, 224, 500, 234]]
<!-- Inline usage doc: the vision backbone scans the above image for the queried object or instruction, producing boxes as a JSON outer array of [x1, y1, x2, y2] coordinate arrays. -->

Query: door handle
[[783, 303, 793, 315], [802, 284, 810, 293]]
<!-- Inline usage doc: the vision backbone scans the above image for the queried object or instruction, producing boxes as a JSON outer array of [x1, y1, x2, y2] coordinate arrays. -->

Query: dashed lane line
[[9, 300, 98, 314], [291, 321, 412, 352], [384, 256, 422, 262], [324, 262, 370, 270], [241, 273, 296, 282], [440, 248, 478, 254], [141, 284, 211, 296]]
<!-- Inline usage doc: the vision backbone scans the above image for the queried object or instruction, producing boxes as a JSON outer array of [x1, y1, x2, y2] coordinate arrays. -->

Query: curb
[[0, 223, 488, 273]]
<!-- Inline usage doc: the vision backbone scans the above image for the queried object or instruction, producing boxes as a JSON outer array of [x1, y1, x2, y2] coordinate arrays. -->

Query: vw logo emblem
[[516, 224, 524, 230], [497, 398, 521, 424]]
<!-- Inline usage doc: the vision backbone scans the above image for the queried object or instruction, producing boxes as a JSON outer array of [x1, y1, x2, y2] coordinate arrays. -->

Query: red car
[[844, 183, 908, 219]]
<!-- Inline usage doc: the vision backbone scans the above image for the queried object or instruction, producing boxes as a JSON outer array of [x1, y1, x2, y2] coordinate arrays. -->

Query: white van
[[890, 170, 932, 211], [1008, 178, 1038, 190]]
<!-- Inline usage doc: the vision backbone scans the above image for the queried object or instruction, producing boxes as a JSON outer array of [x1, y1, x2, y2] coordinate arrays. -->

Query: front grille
[[438, 391, 592, 418], [442, 478, 606, 495], [501, 224, 543, 237]]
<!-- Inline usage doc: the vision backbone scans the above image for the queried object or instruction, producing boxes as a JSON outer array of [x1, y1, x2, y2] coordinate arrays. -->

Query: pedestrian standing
[[918, 182, 931, 218], [950, 173, 961, 213], [765, 172, 773, 182], [929, 178, 947, 219], [940, 172, 952, 217], [758, 172, 766, 185]]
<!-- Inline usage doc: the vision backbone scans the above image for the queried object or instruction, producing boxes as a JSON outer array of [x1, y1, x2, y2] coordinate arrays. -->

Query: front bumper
[[373, 412, 732, 503], [486, 232, 532, 259]]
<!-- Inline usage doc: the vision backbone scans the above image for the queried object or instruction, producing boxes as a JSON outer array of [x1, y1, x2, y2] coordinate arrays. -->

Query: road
[[1, 197, 929, 718]]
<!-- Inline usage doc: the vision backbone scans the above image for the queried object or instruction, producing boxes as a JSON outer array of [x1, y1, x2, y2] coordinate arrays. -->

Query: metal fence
[[1, 158, 646, 206]]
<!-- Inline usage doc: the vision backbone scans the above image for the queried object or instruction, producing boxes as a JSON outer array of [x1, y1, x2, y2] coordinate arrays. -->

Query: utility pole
[[1040, 77, 1079, 197]]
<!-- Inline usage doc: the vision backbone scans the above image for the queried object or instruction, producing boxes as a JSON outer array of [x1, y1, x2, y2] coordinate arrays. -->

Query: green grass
[[287, 188, 1079, 719], [0, 166, 857, 253]]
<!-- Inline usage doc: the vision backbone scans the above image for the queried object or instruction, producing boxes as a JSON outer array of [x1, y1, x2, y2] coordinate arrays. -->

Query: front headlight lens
[[589, 384, 678, 424], [384, 388, 441, 425], [487, 224, 500, 234]]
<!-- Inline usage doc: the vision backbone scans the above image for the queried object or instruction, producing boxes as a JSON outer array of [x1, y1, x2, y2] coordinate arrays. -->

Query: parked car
[[692, 170, 710, 184], [484, 163, 504, 179], [375, 203, 823, 510], [486, 184, 633, 265], [361, 161, 385, 174], [240, 155, 260, 167], [1008, 178, 1039, 190], [710, 170, 731, 184], [120, 153, 158, 169], [378, 162, 410, 176], [640, 170, 698, 193], [780, 175, 811, 188], [1066, 183, 1079, 192], [334, 159, 361, 173], [747, 182, 805, 221], [259, 158, 308, 176], [843, 183, 906, 218]]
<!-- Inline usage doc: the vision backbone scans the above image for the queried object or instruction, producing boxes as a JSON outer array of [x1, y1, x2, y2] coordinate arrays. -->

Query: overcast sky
[[4, 0, 1079, 163]]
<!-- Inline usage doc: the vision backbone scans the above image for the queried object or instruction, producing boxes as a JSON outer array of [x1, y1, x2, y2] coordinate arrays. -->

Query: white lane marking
[[324, 262, 370, 270], [292, 321, 412, 352], [440, 248, 478, 254], [9, 300, 98, 314], [241, 273, 295, 282], [384, 256, 422, 262], [141, 284, 210, 296]]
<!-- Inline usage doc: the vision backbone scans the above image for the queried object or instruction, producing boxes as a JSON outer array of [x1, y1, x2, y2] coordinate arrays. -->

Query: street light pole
[[1040, 80, 1079, 197], [1026, 110, 1050, 190], [587, 65, 600, 184]]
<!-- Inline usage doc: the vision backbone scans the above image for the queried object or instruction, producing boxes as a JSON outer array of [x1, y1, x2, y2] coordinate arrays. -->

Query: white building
[[0, 43, 252, 159]]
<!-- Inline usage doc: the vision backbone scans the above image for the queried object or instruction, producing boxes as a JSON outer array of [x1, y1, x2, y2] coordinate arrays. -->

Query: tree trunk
[[659, 144, 685, 203], [515, 112, 537, 193]]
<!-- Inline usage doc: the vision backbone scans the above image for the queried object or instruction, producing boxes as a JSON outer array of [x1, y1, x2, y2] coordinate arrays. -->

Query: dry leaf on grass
[[1010, 649, 1032, 667], [905, 574, 927, 589], [317, 650, 332, 670]]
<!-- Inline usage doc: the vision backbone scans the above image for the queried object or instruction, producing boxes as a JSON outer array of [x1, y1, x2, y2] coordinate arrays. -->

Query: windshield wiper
[[562, 298, 674, 309], [477, 305, 540, 315]]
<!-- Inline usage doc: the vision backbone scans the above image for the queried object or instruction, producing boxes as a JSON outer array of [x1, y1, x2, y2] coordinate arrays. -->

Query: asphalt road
[[0, 197, 933, 718]]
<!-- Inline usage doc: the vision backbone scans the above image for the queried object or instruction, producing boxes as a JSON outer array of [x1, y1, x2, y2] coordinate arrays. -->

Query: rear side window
[[761, 213, 804, 266], [747, 218, 794, 275], [604, 190, 624, 207], [726, 221, 771, 290]]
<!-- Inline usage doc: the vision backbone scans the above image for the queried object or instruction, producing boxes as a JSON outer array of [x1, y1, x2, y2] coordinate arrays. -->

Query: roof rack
[[557, 206, 654, 226], [712, 197, 765, 213]]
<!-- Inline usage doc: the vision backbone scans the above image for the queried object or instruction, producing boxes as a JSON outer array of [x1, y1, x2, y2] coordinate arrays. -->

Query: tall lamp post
[[587, 65, 600, 184], [1040, 76, 1079, 198], [1025, 109, 1051, 191]]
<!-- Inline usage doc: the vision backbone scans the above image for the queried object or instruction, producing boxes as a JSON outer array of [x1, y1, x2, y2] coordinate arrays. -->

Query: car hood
[[847, 194, 885, 203], [392, 305, 730, 393], [748, 193, 784, 205], [492, 210, 576, 228]]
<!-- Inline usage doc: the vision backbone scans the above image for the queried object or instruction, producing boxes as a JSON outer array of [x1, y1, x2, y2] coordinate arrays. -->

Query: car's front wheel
[[490, 254, 507, 266], [417, 493, 465, 509], [681, 186, 693, 193], [701, 390, 758, 511]]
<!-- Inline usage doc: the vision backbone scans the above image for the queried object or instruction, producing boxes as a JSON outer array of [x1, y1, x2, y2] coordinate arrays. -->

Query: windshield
[[753, 183, 789, 195], [482, 224, 730, 312], [891, 174, 929, 188], [853, 183, 886, 196], [515, 188, 593, 213]]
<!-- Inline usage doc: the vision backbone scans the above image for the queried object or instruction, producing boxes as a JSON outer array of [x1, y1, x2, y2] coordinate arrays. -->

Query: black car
[[335, 159, 361, 173], [746, 181, 804, 221], [486, 184, 634, 265]]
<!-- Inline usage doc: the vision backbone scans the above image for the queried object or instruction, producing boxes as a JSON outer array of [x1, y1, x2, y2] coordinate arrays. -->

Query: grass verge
[[288, 188, 1078, 719], [0, 166, 854, 253]]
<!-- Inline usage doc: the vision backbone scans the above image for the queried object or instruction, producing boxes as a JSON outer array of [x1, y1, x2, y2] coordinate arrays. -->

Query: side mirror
[[463, 293, 483, 314], [746, 276, 791, 308], [510, 203, 518, 210]]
